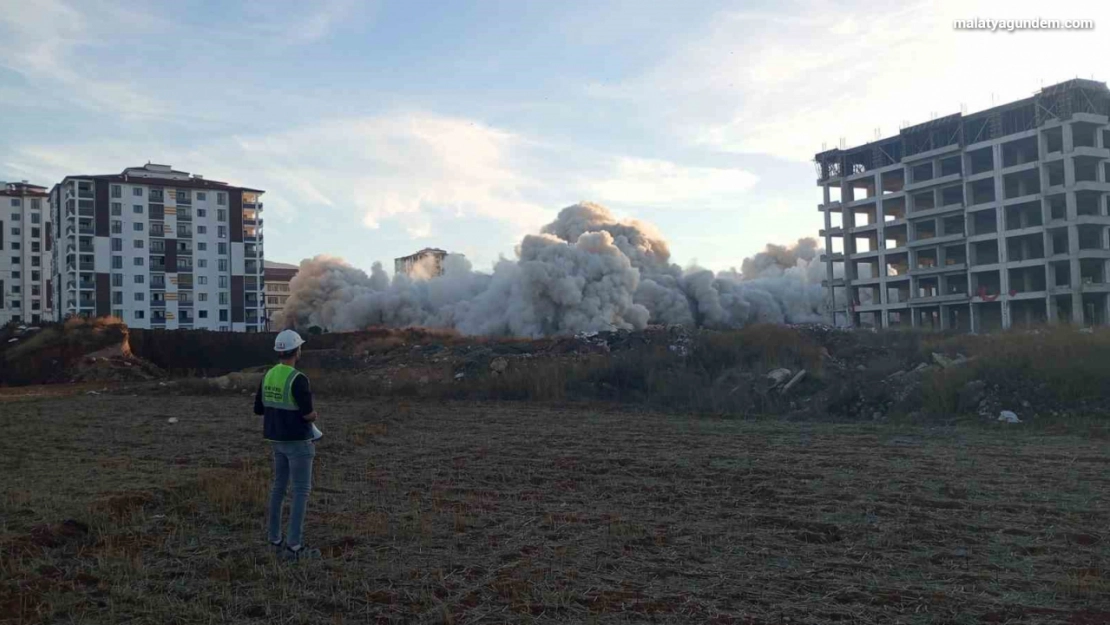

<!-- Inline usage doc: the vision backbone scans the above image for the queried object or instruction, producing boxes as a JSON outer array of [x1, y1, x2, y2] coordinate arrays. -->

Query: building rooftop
[[58, 163, 264, 193], [0, 181, 49, 197], [264, 260, 299, 270]]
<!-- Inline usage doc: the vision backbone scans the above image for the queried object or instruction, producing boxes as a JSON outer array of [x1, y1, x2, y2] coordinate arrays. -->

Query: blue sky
[[1, 0, 1106, 273]]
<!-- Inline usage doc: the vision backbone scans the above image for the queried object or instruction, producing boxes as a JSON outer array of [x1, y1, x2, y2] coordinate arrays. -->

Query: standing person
[[254, 329, 322, 560]]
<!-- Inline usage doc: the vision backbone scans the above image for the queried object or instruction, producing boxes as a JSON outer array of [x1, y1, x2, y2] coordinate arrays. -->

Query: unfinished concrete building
[[816, 79, 1110, 332]]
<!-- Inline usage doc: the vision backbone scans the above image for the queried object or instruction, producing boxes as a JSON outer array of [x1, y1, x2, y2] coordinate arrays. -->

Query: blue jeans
[[268, 440, 315, 547]]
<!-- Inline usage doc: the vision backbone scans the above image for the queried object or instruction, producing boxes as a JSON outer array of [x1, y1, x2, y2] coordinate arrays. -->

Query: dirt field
[[1, 393, 1108, 624]]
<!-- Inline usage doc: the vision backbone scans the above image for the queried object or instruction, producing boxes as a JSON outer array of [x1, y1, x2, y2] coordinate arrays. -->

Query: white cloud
[[9, 111, 763, 242], [589, 157, 758, 206], [587, 0, 1110, 162], [242, 0, 377, 45], [0, 0, 168, 119]]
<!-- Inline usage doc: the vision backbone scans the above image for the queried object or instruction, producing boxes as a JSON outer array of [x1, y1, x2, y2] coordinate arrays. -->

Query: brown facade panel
[[231, 275, 244, 322], [95, 273, 110, 317], [165, 244, 178, 273], [0, 219, 4, 250], [95, 180, 110, 236], [230, 189, 243, 243], [46, 279, 52, 310], [45, 226, 51, 251]]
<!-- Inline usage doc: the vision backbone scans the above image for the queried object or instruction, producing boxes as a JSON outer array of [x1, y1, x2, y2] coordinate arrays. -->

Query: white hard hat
[[274, 329, 306, 352]]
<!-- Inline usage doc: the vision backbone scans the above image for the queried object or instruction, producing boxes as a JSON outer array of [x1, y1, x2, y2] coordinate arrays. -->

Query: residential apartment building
[[0, 182, 53, 325], [263, 260, 297, 330], [816, 79, 1110, 332], [51, 164, 266, 331], [394, 247, 448, 277]]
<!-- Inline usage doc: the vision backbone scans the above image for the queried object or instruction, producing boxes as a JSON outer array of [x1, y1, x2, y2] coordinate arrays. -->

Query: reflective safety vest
[[262, 364, 303, 411]]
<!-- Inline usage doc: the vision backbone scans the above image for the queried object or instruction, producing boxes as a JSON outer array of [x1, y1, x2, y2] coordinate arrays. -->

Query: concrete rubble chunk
[[998, 410, 1021, 423], [766, 368, 793, 387], [780, 370, 807, 395], [489, 357, 509, 375]]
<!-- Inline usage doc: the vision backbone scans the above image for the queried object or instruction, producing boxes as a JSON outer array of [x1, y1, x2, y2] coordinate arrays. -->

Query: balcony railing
[[79, 262, 95, 271], [177, 229, 192, 239], [79, 281, 94, 289], [78, 207, 94, 217], [79, 243, 94, 253], [149, 191, 165, 202], [78, 225, 94, 235], [77, 190, 93, 199]]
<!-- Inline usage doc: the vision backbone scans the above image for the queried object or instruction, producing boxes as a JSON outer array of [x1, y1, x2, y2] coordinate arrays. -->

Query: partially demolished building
[[817, 79, 1110, 331]]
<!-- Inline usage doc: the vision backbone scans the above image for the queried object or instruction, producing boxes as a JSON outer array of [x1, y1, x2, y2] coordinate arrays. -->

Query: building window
[[199, 310, 208, 318], [217, 209, 227, 222], [111, 202, 122, 216], [11, 285, 20, 294], [197, 225, 207, 235], [219, 310, 228, 322], [11, 213, 19, 221], [10, 256, 18, 265], [133, 205, 143, 214], [111, 220, 122, 234], [135, 274, 145, 284], [11, 199, 21, 207], [134, 257, 144, 266], [112, 292, 123, 305], [30, 227, 39, 238], [198, 276, 208, 285], [217, 226, 227, 238], [150, 223, 164, 236], [134, 239, 144, 249], [30, 213, 40, 224], [219, 292, 228, 305], [31, 242, 39, 253], [217, 192, 226, 205], [197, 208, 206, 217], [113, 309, 123, 319], [111, 238, 122, 251], [197, 242, 207, 251], [134, 222, 144, 232], [197, 192, 206, 201], [31, 257, 39, 267], [218, 260, 228, 272], [112, 256, 123, 269], [31, 285, 40, 296], [11, 271, 19, 279], [112, 273, 123, 287], [31, 199, 41, 210], [198, 259, 207, 268], [30, 271, 39, 281], [11, 227, 19, 235], [135, 311, 145, 319], [199, 292, 208, 302], [133, 187, 143, 197], [135, 292, 145, 301], [11, 242, 19, 250], [218, 243, 228, 255], [112, 185, 121, 198]]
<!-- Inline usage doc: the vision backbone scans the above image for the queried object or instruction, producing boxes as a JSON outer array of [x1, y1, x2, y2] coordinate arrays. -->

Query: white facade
[[51, 164, 266, 331], [0, 182, 53, 325]]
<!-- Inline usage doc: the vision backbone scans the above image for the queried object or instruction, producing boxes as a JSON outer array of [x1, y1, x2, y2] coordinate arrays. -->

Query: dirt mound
[[0, 318, 165, 386]]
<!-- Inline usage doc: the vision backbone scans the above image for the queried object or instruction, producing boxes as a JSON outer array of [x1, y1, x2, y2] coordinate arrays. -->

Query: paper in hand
[[310, 424, 323, 441]]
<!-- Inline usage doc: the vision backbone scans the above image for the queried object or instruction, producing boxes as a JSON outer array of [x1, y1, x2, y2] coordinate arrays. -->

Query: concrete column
[[1062, 122, 1075, 154], [939, 304, 950, 330], [992, 143, 1011, 329], [1047, 294, 1059, 324], [970, 302, 981, 333]]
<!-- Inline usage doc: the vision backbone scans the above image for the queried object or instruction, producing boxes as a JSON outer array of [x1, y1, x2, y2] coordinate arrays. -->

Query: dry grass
[[1, 394, 1108, 623]]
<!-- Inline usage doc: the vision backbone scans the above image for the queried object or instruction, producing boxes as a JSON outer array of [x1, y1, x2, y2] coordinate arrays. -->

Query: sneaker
[[269, 539, 284, 555], [281, 544, 322, 561]]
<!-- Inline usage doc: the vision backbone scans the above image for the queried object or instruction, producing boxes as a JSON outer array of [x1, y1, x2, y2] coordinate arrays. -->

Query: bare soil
[[1, 393, 1108, 624]]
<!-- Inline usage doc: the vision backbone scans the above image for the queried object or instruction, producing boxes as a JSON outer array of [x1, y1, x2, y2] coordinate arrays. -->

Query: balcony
[[77, 190, 93, 199], [79, 262, 95, 271], [175, 193, 192, 205], [79, 242, 94, 253], [78, 206, 94, 217], [176, 229, 192, 239], [177, 210, 192, 221], [78, 224, 94, 235], [79, 280, 95, 290], [244, 278, 260, 291], [149, 191, 165, 202]]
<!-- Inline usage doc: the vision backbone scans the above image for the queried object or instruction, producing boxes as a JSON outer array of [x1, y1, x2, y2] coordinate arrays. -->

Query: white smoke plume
[[278, 202, 832, 336]]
